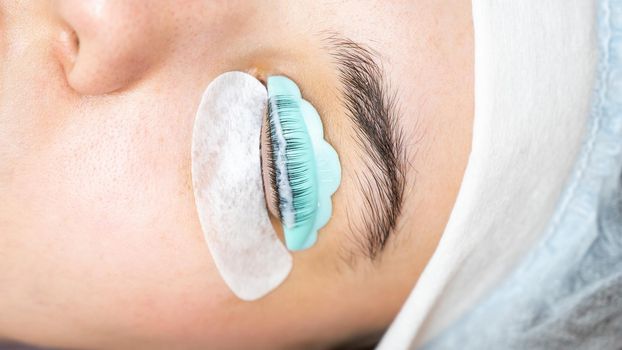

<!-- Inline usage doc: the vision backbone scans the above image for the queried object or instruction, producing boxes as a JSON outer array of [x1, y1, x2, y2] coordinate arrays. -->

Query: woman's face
[[0, 1, 473, 349]]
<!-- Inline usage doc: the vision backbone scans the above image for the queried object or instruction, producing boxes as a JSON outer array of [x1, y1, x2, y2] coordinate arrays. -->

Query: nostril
[[72, 30, 79, 51], [55, 27, 79, 76]]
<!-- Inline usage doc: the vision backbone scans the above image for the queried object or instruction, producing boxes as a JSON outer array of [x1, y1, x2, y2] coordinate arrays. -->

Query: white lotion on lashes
[[191, 71, 292, 301], [269, 98, 296, 228]]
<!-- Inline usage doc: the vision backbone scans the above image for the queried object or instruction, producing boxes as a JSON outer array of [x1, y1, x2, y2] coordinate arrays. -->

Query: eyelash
[[264, 94, 317, 229]]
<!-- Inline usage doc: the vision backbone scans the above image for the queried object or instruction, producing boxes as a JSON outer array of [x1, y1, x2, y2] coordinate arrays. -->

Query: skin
[[0, 1, 473, 349]]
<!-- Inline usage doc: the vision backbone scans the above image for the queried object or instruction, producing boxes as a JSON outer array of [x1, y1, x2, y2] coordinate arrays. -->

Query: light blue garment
[[423, 0, 622, 349]]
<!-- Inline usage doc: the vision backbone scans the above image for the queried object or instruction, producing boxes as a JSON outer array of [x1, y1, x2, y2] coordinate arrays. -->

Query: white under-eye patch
[[191, 71, 292, 301]]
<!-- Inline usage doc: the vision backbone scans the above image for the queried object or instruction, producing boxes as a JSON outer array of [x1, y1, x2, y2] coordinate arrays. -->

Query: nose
[[53, 0, 174, 95]]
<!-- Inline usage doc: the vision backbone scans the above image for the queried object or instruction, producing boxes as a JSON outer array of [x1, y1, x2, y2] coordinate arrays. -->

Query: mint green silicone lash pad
[[266, 76, 342, 251]]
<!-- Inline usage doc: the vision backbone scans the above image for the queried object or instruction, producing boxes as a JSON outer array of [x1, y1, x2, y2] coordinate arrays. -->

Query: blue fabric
[[423, 1, 622, 349]]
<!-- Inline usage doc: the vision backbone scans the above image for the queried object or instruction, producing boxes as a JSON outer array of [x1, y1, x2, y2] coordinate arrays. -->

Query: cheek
[[0, 86, 244, 343]]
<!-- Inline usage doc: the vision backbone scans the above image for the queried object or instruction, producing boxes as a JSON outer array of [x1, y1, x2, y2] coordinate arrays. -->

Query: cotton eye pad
[[191, 71, 293, 301]]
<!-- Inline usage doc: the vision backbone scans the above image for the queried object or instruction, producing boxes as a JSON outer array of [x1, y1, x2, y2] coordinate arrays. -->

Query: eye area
[[258, 75, 340, 251]]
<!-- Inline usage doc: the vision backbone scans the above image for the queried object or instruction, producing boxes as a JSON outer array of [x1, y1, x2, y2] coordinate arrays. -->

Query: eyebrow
[[323, 34, 408, 259]]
